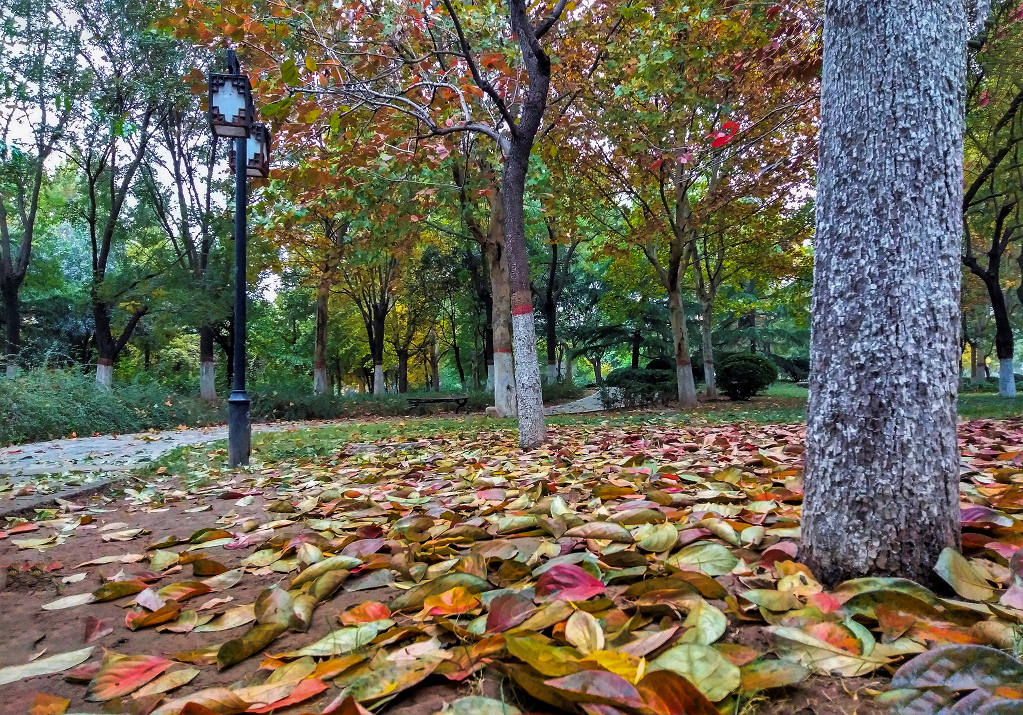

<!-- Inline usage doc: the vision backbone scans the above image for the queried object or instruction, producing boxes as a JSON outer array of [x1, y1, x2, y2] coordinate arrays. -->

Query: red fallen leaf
[[536, 564, 606, 602], [84, 616, 113, 644], [802, 591, 843, 614], [64, 664, 101, 683], [339, 601, 391, 625], [341, 538, 385, 558], [9, 522, 40, 535], [486, 592, 536, 633], [86, 653, 173, 701], [637, 669, 718, 715], [803, 623, 861, 653], [247, 678, 328, 713], [759, 541, 799, 568], [544, 670, 645, 709]]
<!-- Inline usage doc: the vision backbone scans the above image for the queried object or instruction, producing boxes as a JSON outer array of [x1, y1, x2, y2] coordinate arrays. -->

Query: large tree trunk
[[313, 279, 329, 396], [503, 138, 546, 447], [968, 340, 985, 383], [699, 299, 717, 398], [667, 288, 698, 407], [802, 0, 965, 586], [199, 325, 217, 402], [485, 211, 516, 417], [2, 280, 20, 377]]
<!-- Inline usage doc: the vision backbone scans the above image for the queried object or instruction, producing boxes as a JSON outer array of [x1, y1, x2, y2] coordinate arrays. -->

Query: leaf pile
[[4, 419, 1023, 714]]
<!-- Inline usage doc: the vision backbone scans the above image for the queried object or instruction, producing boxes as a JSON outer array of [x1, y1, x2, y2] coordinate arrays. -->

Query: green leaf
[[667, 541, 738, 576], [649, 644, 741, 701], [281, 58, 299, 85], [934, 548, 996, 601]]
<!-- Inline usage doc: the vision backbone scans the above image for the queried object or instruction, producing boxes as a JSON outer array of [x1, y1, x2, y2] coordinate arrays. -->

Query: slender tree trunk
[[430, 338, 440, 391], [503, 138, 546, 446], [313, 279, 329, 396], [450, 318, 466, 386], [802, 0, 965, 586], [589, 354, 603, 385], [668, 288, 698, 407], [544, 242, 558, 383], [93, 302, 115, 388], [968, 340, 985, 383], [397, 349, 409, 393], [700, 299, 717, 398], [631, 328, 641, 369], [987, 281, 1017, 397], [485, 215, 516, 417], [2, 281, 20, 376], [199, 325, 217, 402]]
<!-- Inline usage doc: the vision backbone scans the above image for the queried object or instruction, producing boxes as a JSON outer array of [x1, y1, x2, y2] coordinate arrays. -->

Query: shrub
[[0, 370, 221, 445], [602, 367, 677, 408], [770, 354, 810, 382], [717, 353, 778, 401], [542, 380, 585, 404]]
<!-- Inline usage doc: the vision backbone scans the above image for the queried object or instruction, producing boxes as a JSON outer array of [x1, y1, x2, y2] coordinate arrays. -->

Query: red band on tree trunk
[[494, 348, 512, 354], [512, 304, 533, 316]]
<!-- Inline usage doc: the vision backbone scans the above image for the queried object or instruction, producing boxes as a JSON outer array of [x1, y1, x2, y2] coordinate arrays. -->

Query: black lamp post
[[208, 49, 270, 467]]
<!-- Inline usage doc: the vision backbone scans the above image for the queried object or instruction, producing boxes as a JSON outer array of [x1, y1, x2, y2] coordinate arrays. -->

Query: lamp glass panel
[[213, 81, 248, 125]]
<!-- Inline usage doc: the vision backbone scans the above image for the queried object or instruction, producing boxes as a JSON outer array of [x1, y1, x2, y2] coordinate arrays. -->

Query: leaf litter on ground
[[3, 418, 1023, 713]]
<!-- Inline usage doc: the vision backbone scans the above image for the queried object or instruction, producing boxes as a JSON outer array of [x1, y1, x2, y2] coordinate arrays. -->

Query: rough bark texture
[[313, 279, 330, 396], [373, 363, 385, 396], [668, 289, 698, 407], [802, 0, 965, 586]]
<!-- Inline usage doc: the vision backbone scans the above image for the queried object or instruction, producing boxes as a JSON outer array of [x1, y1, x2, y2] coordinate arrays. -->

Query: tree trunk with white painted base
[[373, 363, 385, 395], [802, 0, 965, 586], [96, 360, 113, 388], [485, 205, 516, 418], [999, 358, 1016, 397], [668, 289, 698, 408], [200, 325, 217, 402], [699, 300, 716, 399]]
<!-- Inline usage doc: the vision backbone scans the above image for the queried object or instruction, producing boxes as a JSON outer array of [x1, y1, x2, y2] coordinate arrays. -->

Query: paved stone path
[[545, 389, 610, 415], [0, 392, 611, 480], [0, 422, 315, 477]]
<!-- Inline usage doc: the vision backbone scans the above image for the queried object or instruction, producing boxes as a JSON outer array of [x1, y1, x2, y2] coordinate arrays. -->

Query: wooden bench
[[407, 396, 470, 413]]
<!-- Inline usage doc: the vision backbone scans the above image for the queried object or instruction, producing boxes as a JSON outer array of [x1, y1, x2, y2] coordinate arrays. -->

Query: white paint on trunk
[[511, 311, 547, 448], [200, 361, 217, 402], [5, 364, 18, 379], [96, 362, 113, 388], [803, 0, 965, 585], [999, 358, 1017, 397], [493, 352, 516, 417], [313, 366, 328, 396], [486, 363, 495, 391], [373, 363, 385, 395], [668, 291, 698, 407], [545, 362, 558, 384]]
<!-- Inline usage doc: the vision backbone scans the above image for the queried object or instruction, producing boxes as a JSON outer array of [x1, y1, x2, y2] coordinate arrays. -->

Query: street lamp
[[208, 49, 269, 467]]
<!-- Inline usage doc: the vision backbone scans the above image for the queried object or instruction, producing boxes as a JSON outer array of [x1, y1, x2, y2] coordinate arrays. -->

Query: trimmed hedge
[[601, 366, 677, 408], [717, 353, 778, 401]]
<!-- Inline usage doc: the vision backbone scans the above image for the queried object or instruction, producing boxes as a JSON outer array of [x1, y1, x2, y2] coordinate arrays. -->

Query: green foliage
[[0, 370, 221, 444], [717, 353, 779, 401], [601, 367, 677, 408]]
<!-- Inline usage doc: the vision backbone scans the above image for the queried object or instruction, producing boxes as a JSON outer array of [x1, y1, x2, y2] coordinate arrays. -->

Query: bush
[[770, 354, 810, 382], [602, 367, 677, 408], [0, 370, 222, 445], [717, 353, 778, 401], [542, 380, 585, 404]]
